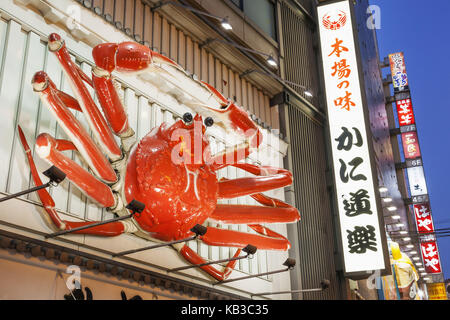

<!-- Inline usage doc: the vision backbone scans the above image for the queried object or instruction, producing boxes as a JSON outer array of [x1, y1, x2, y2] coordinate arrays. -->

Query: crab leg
[[17, 126, 65, 229], [210, 203, 299, 225], [199, 227, 290, 251], [18, 126, 123, 235], [50, 220, 125, 236], [91, 67, 130, 136], [177, 244, 242, 281], [35, 133, 115, 208], [32, 71, 117, 183], [218, 163, 293, 198], [47, 33, 121, 160], [210, 163, 299, 251], [49, 138, 77, 152], [90, 42, 131, 136], [48, 82, 82, 112], [215, 167, 299, 223], [208, 199, 298, 251], [212, 182, 299, 239]]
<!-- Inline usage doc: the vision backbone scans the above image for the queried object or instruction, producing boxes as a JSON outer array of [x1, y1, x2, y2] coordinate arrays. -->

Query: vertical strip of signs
[[388, 52, 443, 277], [318, 0, 385, 273], [389, 52, 409, 92]]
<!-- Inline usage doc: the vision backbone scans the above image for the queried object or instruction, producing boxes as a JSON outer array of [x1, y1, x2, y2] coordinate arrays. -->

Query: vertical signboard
[[318, 0, 386, 274], [389, 52, 409, 92], [407, 166, 428, 196], [413, 203, 435, 233], [401, 132, 421, 159], [420, 241, 442, 274], [396, 99, 415, 126], [427, 283, 448, 300]]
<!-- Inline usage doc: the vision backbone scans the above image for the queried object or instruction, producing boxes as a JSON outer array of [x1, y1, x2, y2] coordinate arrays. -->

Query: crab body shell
[[125, 123, 218, 241]]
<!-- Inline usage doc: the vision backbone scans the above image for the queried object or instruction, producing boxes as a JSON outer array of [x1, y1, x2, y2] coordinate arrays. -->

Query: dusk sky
[[372, 0, 450, 280]]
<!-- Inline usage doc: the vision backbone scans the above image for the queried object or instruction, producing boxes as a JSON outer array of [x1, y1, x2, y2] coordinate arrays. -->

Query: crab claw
[[92, 42, 119, 73], [192, 102, 262, 169], [92, 41, 181, 74], [180, 79, 263, 168], [188, 81, 261, 142]]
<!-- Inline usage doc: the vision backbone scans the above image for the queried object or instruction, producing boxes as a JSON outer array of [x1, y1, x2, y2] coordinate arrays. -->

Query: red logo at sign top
[[322, 10, 347, 30]]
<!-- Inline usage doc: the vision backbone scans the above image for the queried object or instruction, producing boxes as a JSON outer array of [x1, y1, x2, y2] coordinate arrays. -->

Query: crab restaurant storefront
[[0, 0, 308, 300]]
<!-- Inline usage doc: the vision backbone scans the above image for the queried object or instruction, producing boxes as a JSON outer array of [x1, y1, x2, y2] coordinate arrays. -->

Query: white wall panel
[[7, 32, 45, 198], [30, 42, 60, 209], [0, 20, 27, 192], [124, 88, 138, 137], [152, 103, 164, 127], [0, 19, 7, 70], [137, 96, 151, 140]]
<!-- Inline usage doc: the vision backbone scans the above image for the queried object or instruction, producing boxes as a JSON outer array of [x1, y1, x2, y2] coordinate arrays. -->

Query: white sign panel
[[318, 0, 385, 273], [407, 166, 428, 196]]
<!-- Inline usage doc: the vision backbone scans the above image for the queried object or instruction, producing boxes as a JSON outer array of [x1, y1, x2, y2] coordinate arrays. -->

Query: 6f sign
[[318, 0, 386, 274]]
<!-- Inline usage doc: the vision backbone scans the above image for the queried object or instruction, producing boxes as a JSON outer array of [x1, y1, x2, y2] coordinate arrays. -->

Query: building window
[[230, 0, 277, 41]]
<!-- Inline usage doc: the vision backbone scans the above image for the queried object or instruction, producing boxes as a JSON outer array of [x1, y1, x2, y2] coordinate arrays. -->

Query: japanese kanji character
[[398, 103, 411, 114], [328, 38, 349, 58], [391, 55, 405, 70], [407, 144, 417, 154], [343, 189, 373, 217], [347, 225, 377, 254], [400, 114, 413, 125], [404, 134, 416, 144], [331, 59, 351, 79], [335, 127, 363, 151], [393, 71, 408, 87], [339, 157, 367, 183], [334, 91, 356, 111]]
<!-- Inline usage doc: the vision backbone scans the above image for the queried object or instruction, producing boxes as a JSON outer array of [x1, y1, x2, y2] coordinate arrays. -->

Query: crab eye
[[204, 117, 214, 127], [183, 112, 193, 124]]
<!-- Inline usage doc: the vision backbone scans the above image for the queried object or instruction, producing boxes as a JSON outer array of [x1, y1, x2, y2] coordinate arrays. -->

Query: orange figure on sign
[[337, 81, 350, 89], [334, 91, 356, 111], [328, 38, 348, 58], [331, 59, 351, 79]]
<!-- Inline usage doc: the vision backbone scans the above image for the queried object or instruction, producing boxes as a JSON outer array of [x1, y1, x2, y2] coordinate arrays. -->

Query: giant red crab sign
[[17, 33, 300, 281]]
